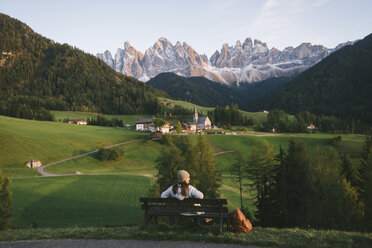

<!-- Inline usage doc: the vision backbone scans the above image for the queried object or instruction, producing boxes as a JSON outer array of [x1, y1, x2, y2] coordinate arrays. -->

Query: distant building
[[307, 124, 316, 129], [136, 118, 153, 131], [26, 160, 42, 168], [68, 119, 87, 125]]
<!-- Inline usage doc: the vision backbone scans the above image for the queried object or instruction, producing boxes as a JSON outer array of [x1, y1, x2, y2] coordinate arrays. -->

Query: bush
[[329, 136, 343, 146], [97, 147, 124, 161]]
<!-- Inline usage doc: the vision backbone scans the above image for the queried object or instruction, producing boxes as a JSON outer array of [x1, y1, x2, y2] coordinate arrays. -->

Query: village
[[135, 105, 217, 135]]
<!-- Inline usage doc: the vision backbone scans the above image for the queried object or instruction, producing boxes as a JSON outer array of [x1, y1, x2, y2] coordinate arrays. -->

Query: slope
[[0, 13, 165, 119], [248, 33, 372, 124], [147, 72, 290, 109]]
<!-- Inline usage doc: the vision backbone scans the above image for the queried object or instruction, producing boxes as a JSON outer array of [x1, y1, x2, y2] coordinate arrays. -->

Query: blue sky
[[1, 0, 371, 57]]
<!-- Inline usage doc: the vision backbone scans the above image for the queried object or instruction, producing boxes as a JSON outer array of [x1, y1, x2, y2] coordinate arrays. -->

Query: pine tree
[[231, 151, 246, 209], [156, 144, 183, 192], [0, 169, 12, 230], [195, 135, 221, 198], [176, 121, 182, 135]]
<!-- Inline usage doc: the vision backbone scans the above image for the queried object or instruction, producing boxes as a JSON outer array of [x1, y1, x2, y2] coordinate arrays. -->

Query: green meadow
[[51, 111, 152, 126], [0, 114, 367, 230], [10, 175, 151, 228], [159, 97, 269, 122], [0, 115, 147, 177]]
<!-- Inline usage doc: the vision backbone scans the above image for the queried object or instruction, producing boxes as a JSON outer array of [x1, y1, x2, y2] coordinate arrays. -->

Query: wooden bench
[[139, 197, 229, 233]]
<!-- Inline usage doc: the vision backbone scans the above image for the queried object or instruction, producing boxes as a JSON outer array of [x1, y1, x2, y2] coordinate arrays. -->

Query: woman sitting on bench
[[161, 170, 203, 200]]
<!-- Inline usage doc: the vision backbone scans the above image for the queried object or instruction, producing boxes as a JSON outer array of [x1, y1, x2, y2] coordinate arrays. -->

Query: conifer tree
[[195, 135, 221, 198], [231, 151, 246, 209], [156, 143, 183, 192], [0, 169, 12, 230]]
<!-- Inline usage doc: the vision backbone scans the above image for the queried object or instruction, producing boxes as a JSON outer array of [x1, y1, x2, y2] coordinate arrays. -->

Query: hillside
[[148, 72, 290, 109], [0, 13, 165, 120], [248, 33, 372, 124]]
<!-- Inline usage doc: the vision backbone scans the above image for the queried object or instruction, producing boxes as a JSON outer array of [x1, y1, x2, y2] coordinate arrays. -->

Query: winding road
[[37, 140, 139, 177]]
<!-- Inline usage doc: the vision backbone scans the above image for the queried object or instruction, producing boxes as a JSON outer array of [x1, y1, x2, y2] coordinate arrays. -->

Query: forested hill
[[0, 13, 166, 119], [248, 33, 372, 124], [147, 72, 290, 110]]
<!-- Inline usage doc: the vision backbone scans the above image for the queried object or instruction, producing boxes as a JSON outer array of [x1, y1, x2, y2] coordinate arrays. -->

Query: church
[[193, 105, 212, 130]]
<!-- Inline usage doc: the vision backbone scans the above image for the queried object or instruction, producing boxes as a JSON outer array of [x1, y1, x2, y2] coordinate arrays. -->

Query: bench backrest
[[140, 197, 228, 215]]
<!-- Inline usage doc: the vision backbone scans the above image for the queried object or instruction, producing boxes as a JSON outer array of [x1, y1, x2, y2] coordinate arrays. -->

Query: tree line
[[232, 135, 372, 232], [256, 109, 371, 134], [207, 104, 254, 127]]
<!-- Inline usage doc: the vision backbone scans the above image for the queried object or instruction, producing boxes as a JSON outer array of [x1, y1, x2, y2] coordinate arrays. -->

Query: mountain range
[[97, 37, 353, 84], [249, 33, 372, 124]]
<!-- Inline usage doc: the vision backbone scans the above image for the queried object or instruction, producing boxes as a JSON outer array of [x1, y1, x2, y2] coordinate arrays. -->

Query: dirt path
[[37, 140, 140, 177], [214, 151, 235, 156], [0, 239, 258, 248]]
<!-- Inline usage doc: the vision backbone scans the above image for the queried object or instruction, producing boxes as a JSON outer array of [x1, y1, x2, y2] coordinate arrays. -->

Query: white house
[[26, 160, 42, 168], [135, 118, 153, 131]]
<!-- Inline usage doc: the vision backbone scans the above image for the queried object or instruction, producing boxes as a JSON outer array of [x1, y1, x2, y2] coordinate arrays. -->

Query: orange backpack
[[230, 208, 253, 233]]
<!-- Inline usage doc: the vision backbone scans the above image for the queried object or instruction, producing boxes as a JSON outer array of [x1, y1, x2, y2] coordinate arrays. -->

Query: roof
[[69, 119, 85, 121], [197, 116, 209, 124], [135, 118, 153, 124]]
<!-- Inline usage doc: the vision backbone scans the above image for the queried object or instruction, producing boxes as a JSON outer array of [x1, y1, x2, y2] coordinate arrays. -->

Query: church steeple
[[193, 105, 198, 123]]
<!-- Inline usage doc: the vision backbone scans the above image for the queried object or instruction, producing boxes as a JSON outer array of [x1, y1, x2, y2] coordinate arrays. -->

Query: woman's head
[[178, 170, 190, 184]]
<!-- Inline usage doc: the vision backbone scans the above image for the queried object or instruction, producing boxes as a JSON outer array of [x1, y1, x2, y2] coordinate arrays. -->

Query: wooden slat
[[140, 197, 227, 205], [142, 205, 228, 213]]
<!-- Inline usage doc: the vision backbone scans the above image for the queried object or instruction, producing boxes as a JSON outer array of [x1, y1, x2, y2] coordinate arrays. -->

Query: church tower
[[193, 105, 198, 123]]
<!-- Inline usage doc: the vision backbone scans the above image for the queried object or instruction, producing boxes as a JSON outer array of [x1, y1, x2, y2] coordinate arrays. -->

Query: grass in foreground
[[10, 175, 151, 228], [0, 225, 371, 248]]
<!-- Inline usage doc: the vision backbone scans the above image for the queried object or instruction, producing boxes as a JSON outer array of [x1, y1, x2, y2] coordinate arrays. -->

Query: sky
[[1, 0, 372, 57]]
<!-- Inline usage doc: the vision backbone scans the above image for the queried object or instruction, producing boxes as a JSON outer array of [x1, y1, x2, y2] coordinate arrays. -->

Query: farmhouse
[[68, 119, 87, 125], [26, 160, 42, 168], [135, 118, 153, 131], [193, 105, 211, 130]]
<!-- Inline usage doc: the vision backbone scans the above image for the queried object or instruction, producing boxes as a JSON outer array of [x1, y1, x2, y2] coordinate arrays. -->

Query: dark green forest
[[147, 72, 290, 110], [248, 33, 372, 125], [0, 13, 166, 120]]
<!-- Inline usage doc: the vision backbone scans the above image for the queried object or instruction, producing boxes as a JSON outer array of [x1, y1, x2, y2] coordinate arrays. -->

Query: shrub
[[97, 147, 124, 161]]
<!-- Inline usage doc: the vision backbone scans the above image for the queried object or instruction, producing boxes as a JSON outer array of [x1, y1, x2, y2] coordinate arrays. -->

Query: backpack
[[230, 208, 252, 233]]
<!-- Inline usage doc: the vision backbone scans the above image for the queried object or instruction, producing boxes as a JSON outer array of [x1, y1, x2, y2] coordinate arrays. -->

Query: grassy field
[[1, 114, 367, 233], [0, 115, 147, 177], [10, 175, 152, 228], [45, 139, 161, 176], [51, 111, 152, 126]]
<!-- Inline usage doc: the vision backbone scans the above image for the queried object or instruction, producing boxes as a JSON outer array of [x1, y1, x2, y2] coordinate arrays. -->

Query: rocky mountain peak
[[97, 37, 351, 84]]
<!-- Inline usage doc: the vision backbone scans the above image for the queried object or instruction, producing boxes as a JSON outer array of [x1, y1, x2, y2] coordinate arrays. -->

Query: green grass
[[159, 97, 269, 122], [51, 111, 152, 126], [0, 115, 147, 177], [10, 175, 152, 228], [44, 139, 162, 176], [1, 225, 371, 248]]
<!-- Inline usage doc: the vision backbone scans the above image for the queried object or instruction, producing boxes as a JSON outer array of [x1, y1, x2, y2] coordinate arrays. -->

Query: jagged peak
[[235, 40, 242, 48], [254, 39, 267, 47]]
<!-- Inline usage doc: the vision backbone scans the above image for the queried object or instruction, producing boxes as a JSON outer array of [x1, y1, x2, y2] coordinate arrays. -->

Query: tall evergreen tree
[[156, 143, 183, 192], [0, 169, 12, 230], [195, 135, 221, 198]]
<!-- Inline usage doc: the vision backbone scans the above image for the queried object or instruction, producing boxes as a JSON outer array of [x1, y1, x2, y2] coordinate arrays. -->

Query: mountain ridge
[[247, 33, 372, 124], [97, 37, 354, 84]]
